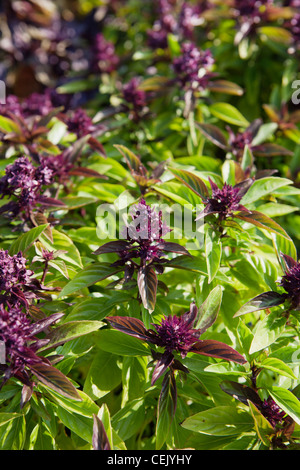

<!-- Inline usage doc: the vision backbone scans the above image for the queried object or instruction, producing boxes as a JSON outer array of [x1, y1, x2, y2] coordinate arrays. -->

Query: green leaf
[[39, 320, 103, 351], [251, 122, 278, 146], [111, 398, 145, 441], [248, 401, 274, 447], [59, 263, 123, 297], [9, 224, 49, 255], [196, 285, 223, 332], [249, 311, 287, 354], [56, 406, 94, 444], [205, 227, 222, 283], [268, 387, 300, 425], [240, 177, 292, 205], [59, 196, 99, 210], [0, 412, 24, 427], [40, 229, 83, 269], [156, 371, 177, 449], [121, 356, 148, 406], [181, 405, 253, 436], [84, 350, 122, 400], [0, 414, 26, 450], [0, 115, 22, 134], [96, 329, 151, 356], [260, 357, 297, 380], [209, 103, 249, 127], [258, 26, 292, 44]]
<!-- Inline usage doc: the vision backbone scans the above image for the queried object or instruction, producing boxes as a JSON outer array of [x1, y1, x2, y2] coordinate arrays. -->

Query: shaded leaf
[[207, 80, 244, 96], [234, 291, 286, 317], [196, 122, 228, 149], [220, 380, 262, 408], [137, 266, 157, 312]]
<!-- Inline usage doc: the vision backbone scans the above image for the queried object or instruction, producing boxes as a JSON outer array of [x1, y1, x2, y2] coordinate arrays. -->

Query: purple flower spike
[[0, 250, 33, 293], [196, 178, 253, 221], [279, 254, 300, 310], [261, 398, 286, 428], [122, 78, 148, 120], [107, 302, 246, 386]]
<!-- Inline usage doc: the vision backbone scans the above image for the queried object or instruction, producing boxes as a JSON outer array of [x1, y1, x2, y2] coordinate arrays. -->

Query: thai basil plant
[[0, 0, 300, 452]]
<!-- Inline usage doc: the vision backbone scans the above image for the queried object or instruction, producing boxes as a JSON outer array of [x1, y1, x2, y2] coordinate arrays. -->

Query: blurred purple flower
[[172, 42, 214, 91], [178, 2, 204, 39], [233, 0, 273, 19], [0, 300, 65, 396], [66, 108, 96, 138], [0, 156, 42, 216], [37, 153, 73, 186], [0, 155, 67, 219], [91, 33, 119, 74], [0, 95, 24, 118], [122, 78, 148, 120], [227, 126, 255, 157]]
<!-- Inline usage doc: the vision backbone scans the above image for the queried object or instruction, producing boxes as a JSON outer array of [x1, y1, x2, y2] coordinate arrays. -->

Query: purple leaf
[[155, 241, 191, 256], [29, 362, 82, 400], [29, 312, 64, 336], [220, 380, 263, 408], [93, 241, 132, 255], [190, 340, 246, 364], [107, 316, 154, 343], [280, 252, 298, 271], [252, 143, 293, 157], [234, 291, 286, 317], [170, 168, 209, 199], [151, 351, 174, 385], [196, 122, 229, 149], [137, 266, 158, 312], [36, 196, 67, 207], [92, 414, 111, 450], [69, 167, 108, 179]]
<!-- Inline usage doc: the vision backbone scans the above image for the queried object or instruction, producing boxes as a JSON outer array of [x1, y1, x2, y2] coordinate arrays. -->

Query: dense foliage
[[1, 0, 300, 451]]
